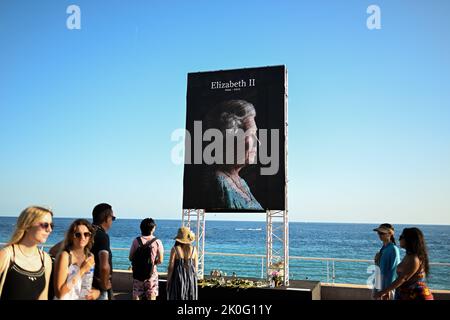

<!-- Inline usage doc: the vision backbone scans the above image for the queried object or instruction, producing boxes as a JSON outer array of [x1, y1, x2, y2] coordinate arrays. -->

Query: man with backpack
[[129, 218, 164, 300]]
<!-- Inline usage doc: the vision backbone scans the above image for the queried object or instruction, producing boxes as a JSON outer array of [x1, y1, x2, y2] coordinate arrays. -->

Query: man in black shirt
[[91, 203, 116, 300]]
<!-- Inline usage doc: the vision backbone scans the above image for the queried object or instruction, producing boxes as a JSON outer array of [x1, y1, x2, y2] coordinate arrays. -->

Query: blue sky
[[0, 0, 449, 224]]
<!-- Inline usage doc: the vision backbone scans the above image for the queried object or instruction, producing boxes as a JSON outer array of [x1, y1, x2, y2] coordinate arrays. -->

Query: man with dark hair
[[91, 203, 116, 300], [129, 218, 164, 300]]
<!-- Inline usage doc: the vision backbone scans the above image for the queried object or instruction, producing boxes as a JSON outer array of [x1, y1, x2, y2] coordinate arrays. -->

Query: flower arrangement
[[269, 270, 283, 287], [268, 261, 284, 287], [198, 270, 267, 289]]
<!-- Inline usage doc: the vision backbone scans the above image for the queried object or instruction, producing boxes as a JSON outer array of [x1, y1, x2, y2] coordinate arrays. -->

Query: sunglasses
[[377, 231, 387, 235], [38, 222, 54, 230], [74, 232, 92, 239], [399, 235, 404, 240], [111, 216, 116, 221]]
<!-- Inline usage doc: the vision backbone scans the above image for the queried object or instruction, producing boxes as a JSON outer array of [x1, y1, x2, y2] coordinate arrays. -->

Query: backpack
[[131, 237, 158, 281]]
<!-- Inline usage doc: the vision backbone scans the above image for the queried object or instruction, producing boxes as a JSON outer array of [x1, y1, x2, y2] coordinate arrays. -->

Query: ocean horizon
[[1, 215, 448, 226], [1, 216, 449, 290]]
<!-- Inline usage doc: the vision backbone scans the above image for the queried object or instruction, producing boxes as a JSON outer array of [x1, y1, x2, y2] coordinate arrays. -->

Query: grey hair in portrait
[[205, 99, 256, 133]]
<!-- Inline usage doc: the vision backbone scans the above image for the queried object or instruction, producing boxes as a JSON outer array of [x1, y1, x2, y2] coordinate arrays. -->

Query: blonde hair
[[7, 206, 53, 246]]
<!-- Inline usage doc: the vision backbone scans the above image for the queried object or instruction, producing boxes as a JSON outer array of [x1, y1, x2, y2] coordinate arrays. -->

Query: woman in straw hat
[[166, 227, 198, 300], [0, 206, 54, 300], [372, 223, 401, 299]]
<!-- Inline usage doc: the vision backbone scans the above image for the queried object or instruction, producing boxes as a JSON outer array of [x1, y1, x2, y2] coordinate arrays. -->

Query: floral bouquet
[[198, 270, 266, 289], [268, 261, 284, 287]]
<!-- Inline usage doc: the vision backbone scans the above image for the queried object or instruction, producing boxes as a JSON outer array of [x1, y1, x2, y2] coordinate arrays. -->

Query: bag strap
[[136, 237, 144, 247], [146, 238, 158, 248]]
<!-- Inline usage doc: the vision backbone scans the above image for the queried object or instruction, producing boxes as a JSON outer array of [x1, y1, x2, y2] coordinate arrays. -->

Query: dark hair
[[140, 218, 156, 236], [92, 203, 112, 225], [401, 227, 430, 276], [63, 219, 95, 256]]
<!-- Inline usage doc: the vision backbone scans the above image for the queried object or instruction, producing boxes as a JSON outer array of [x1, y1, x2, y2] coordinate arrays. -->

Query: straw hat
[[174, 227, 195, 244], [373, 223, 394, 235]]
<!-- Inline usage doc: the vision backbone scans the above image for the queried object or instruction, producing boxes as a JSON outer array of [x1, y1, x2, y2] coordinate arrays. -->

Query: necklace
[[18, 244, 37, 258], [71, 250, 86, 263], [222, 171, 252, 201]]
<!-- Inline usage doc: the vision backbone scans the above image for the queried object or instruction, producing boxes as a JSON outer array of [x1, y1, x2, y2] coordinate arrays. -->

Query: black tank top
[[1, 245, 46, 300]]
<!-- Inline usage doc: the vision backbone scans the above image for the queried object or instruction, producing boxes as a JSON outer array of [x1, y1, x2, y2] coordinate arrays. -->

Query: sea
[[1, 217, 449, 290]]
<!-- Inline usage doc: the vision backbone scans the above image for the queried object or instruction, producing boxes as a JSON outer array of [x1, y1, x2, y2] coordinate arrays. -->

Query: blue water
[[1, 217, 449, 289]]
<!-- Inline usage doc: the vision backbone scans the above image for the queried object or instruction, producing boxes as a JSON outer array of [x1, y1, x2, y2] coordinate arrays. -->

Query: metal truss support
[[266, 210, 289, 286], [182, 209, 206, 279]]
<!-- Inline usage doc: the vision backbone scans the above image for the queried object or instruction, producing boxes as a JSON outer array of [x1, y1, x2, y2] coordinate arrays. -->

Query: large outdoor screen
[[182, 65, 287, 212]]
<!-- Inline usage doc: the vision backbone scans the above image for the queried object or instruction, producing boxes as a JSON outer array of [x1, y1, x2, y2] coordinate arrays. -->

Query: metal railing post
[[327, 261, 329, 283]]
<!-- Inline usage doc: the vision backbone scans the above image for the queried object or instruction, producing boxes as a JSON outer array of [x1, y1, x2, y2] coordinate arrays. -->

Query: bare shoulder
[[403, 254, 420, 269], [43, 251, 52, 264], [0, 246, 12, 273], [56, 250, 69, 264], [0, 246, 12, 262], [411, 255, 421, 267]]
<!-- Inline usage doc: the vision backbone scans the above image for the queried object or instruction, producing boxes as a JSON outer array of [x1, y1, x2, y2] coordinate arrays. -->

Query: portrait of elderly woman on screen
[[202, 99, 263, 211]]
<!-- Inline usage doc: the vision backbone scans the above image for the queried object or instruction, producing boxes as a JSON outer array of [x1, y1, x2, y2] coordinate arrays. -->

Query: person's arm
[[38, 253, 53, 300], [156, 240, 164, 265], [0, 247, 10, 276], [0, 247, 12, 296], [166, 248, 176, 286], [194, 247, 198, 274], [98, 251, 111, 290], [53, 251, 69, 299], [374, 256, 420, 298], [379, 248, 391, 290], [129, 239, 137, 261]]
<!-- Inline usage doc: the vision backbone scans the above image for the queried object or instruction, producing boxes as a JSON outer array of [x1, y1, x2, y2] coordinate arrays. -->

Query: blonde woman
[[0, 206, 53, 300], [167, 227, 198, 300], [53, 219, 100, 300]]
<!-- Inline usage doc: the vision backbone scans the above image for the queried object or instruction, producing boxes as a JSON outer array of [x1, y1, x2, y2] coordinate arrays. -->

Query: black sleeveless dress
[[1, 245, 46, 300]]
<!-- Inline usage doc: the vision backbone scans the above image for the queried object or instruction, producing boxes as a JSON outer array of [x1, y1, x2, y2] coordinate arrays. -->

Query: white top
[[54, 262, 93, 300]]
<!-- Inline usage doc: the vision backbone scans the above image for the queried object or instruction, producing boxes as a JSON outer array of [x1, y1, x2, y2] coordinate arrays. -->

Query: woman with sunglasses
[[53, 219, 100, 300], [372, 223, 401, 300], [374, 227, 434, 300], [0, 206, 54, 300]]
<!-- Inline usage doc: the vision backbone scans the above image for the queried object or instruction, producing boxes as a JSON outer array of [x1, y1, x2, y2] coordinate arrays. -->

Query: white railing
[[2, 243, 449, 289]]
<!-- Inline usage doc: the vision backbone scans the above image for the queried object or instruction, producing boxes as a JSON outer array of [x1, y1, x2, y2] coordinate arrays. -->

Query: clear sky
[[1, 0, 449, 224]]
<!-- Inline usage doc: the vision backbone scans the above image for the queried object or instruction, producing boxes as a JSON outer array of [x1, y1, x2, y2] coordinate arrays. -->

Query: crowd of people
[[0, 205, 435, 300], [0, 204, 198, 300]]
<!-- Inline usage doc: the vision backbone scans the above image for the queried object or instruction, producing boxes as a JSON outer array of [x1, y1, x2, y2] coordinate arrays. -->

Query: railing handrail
[[1, 243, 449, 266]]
